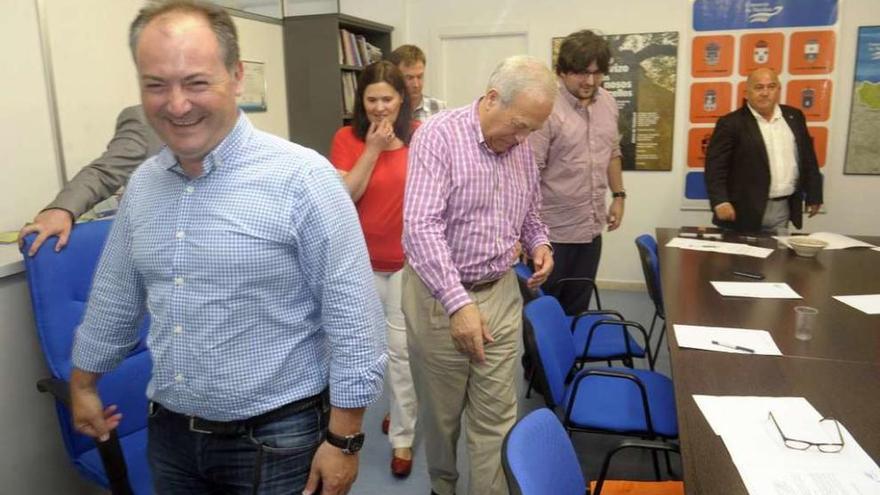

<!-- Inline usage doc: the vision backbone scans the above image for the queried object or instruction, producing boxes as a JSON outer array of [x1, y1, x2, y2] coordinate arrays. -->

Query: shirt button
[[174, 325, 183, 334], [175, 373, 184, 382], [185, 186, 195, 194], [176, 230, 185, 239], [174, 276, 184, 286]]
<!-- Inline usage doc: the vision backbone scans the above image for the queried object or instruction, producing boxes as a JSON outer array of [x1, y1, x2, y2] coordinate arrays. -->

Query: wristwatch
[[611, 190, 627, 199], [325, 430, 365, 455]]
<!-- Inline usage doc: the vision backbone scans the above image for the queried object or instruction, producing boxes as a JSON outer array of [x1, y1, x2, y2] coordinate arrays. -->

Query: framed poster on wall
[[844, 26, 880, 175], [237, 60, 267, 112]]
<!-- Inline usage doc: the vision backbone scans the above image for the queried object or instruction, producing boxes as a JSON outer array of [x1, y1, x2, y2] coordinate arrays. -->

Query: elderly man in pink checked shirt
[[401, 55, 556, 495]]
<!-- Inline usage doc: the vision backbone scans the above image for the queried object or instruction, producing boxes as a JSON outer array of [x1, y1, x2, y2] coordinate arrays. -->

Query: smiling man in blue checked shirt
[[68, 2, 386, 494]]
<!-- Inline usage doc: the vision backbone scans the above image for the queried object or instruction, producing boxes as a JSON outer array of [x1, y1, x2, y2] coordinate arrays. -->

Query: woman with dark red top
[[329, 61, 418, 478]]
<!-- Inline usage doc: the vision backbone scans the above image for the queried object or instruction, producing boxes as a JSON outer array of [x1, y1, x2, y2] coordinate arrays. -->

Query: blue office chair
[[523, 296, 678, 442], [502, 408, 682, 495], [635, 234, 666, 369], [22, 219, 153, 494], [514, 262, 644, 365], [503, 408, 587, 494]]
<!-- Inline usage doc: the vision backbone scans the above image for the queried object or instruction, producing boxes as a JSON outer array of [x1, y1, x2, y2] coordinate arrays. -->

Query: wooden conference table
[[656, 228, 880, 495]]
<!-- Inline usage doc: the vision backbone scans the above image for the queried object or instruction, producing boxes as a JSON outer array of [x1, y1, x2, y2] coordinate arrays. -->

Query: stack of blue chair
[[22, 219, 153, 494], [524, 296, 677, 439], [523, 295, 678, 479]]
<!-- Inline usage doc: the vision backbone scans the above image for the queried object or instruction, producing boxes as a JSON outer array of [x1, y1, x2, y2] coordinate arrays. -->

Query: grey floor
[[351, 289, 678, 494]]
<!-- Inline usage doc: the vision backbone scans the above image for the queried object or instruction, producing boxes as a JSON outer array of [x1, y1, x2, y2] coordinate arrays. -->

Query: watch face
[[348, 433, 365, 453]]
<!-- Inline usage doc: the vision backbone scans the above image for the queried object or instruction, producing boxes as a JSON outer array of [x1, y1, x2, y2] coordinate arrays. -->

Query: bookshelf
[[283, 13, 392, 157]]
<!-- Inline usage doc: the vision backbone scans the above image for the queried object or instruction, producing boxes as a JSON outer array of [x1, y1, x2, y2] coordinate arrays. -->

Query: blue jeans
[[148, 400, 328, 494]]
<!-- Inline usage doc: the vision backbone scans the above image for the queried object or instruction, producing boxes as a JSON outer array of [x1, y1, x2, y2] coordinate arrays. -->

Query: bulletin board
[[682, 0, 839, 209]]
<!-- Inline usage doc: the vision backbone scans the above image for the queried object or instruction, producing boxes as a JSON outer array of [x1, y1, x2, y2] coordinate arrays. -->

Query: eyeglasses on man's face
[[767, 411, 845, 453], [570, 69, 605, 81]]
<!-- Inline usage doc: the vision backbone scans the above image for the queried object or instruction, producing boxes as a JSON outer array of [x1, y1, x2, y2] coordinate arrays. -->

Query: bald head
[[747, 68, 779, 86], [745, 68, 781, 120]]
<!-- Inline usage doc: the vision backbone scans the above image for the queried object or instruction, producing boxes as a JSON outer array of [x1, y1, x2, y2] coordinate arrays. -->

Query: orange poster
[[690, 82, 732, 123], [807, 126, 828, 167], [789, 31, 835, 74], [687, 128, 715, 168], [785, 79, 832, 121], [739, 33, 784, 76], [692, 35, 734, 77]]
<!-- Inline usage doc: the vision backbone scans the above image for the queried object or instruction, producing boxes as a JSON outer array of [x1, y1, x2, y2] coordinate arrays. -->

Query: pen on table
[[711, 340, 755, 353]]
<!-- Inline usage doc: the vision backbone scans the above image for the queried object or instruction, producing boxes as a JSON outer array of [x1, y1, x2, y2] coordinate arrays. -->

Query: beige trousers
[[402, 264, 521, 495]]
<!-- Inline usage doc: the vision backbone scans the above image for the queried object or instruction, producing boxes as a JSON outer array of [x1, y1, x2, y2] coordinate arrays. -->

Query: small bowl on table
[[788, 237, 828, 257]]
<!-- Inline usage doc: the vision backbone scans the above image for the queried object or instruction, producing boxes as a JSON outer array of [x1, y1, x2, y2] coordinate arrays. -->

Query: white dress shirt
[[748, 104, 799, 198]]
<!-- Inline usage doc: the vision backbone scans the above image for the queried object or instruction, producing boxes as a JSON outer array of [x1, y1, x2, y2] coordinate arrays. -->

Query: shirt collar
[[158, 111, 253, 177], [747, 103, 782, 123], [414, 96, 426, 113]]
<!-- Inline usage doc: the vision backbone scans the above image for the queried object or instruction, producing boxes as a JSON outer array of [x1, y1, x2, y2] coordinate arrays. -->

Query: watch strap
[[325, 430, 365, 454]]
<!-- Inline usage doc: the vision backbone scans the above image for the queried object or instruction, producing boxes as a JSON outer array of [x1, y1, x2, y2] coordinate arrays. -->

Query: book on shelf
[[349, 31, 362, 66], [341, 71, 358, 115], [339, 28, 356, 66], [355, 35, 369, 67], [338, 29, 384, 67], [336, 30, 344, 64]]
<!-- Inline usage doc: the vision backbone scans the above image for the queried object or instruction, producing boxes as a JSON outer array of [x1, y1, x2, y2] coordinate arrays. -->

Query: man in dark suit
[[705, 68, 823, 233]]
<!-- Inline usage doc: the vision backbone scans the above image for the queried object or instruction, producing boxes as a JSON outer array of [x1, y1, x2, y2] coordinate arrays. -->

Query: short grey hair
[[129, 0, 240, 72], [486, 55, 557, 106]]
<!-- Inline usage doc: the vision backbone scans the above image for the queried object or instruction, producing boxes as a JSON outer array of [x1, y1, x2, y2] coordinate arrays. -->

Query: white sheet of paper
[[673, 324, 782, 355], [723, 423, 880, 495], [693, 395, 880, 495], [776, 232, 878, 250], [833, 294, 880, 315], [666, 237, 773, 258], [711, 281, 802, 299]]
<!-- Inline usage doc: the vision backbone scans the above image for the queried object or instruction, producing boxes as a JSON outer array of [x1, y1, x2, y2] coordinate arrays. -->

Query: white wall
[[404, 0, 880, 286], [0, 0, 62, 232]]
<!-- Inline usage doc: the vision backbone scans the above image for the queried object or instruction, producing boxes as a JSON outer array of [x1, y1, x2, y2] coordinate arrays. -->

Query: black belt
[[462, 277, 502, 292], [150, 389, 328, 435], [769, 195, 791, 201]]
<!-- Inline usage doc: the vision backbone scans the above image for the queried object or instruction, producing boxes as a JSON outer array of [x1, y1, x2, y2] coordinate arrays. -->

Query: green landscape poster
[[845, 26, 880, 175]]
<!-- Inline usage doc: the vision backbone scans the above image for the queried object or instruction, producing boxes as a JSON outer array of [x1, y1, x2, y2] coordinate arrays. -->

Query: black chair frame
[[36, 377, 134, 495]]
